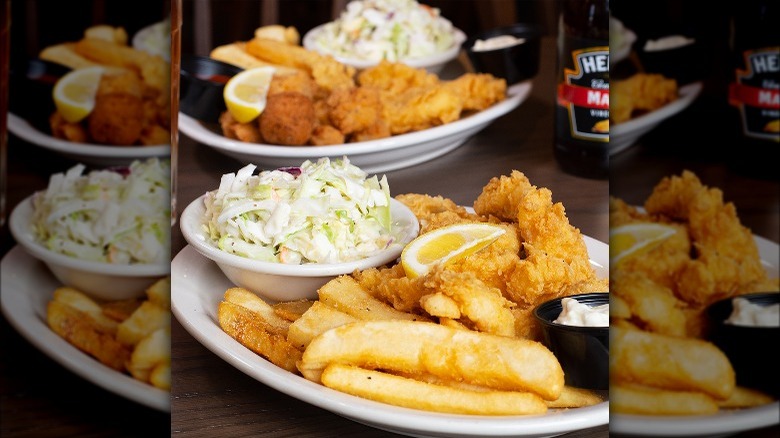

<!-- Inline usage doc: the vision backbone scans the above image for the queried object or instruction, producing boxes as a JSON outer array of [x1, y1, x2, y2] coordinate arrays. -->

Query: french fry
[[273, 299, 315, 322], [116, 301, 170, 346], [101, 298, 143, 322], [224, 287, 290, 335], [150, 360, 171, 391], [298, 320, 564, 400], [209, 43, 301, 74], [254, 25, 300, 45], [39, 43, 100, 69], [84, 25, 128, 45], [321, 364, 548, 415], [218, 301, 302, 373], [545, 386, 604, 408], [47, 300, 131, 372], [53, 287, 118, 333], [610, 382, 719, 415], [716, 386, 775, 409], [145, 277, 171, 310], [128, 327, 170, 383], [286, 301, 358, 349], [318, 276, 430, 322], [611, 326, 735, 400]]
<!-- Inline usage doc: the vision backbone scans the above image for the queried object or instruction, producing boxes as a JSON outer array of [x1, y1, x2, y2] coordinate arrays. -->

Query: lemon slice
[[609, 222, 677, 266], [52, 66, 105, 123], [401, 223, 506, 278], [223, 66, 276, 123]]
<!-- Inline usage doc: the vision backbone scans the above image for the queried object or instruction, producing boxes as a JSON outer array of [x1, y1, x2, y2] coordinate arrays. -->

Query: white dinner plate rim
[[611, 81, 703, 137], [0, 246, 171, 412], [610, 234, 779, 436], [178, 80, 531, 159], [7, 112, 170, 160], [170, 234, 610, 437]]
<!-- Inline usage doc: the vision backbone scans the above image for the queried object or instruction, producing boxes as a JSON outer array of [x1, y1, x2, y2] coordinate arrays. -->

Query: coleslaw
[[30, 158, 171, 264], [311, 0, 456, 62], [202, 157, 395, 264]]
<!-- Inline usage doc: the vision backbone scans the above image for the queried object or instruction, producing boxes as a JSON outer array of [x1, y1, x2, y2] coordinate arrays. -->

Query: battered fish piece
[[50, 112, 89, 143], [259, 91, 315, 145], [611, 73, 678, 125], [357, 61, 439, 94], [326, 86, 384, 135], [309, 125, 344, 146], [381, 85, 463, 134], [441, 73, 507, 112], [644, 170, 769, 304], [219, 111, 263, 143]]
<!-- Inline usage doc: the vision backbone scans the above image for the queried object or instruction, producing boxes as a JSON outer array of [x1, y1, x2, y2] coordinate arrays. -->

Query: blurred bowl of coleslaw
[[302, 0, 465, 74], [179, 157, 420, 302], [8, 159, 172, 300]]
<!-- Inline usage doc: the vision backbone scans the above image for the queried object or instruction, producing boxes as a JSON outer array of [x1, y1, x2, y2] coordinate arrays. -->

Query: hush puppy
[[259, 91, 315, 145]]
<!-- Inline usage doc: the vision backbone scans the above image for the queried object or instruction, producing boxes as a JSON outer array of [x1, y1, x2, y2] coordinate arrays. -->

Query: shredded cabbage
[[30, 158, 171, 264], [312, 0, 456, 62], [202, 157, 394, 264]]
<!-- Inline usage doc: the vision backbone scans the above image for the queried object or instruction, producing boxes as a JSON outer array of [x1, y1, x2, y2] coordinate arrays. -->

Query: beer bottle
[[554, 0, 610, 179], [728, 0, 779, 179]]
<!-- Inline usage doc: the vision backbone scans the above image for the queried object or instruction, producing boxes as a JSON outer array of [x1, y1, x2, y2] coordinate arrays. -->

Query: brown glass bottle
[[728, 0, 779, 179], [554, 0, 610, 179]]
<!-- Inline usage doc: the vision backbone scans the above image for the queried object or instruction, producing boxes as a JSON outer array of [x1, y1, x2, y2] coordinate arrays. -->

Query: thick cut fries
[[299, 320, 564, 401], [610, 326, 735, 399], [287, 301, 358, 350], [47, 300, 131, 371], [318, 276, 430, 322], [321, 364, 548, 415], [611, 382, 719, 415], [223, 287, 291, 334], [218, 301, 302, 373]]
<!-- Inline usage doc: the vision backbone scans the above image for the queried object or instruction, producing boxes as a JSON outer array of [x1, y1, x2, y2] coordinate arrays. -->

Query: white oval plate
[[609, 81, 702, 156], [178, 81, 531, 174], [0, 246, 170, 412], [7, 112, 170, 167], [170, 235, 609, 438], [610, 234, 779, 437]]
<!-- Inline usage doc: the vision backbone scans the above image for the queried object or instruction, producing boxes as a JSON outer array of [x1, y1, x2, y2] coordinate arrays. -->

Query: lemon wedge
[[52, 66, 105, 123], [223, 66, 275, 123], [401, 223, 506, 279], [609, 222, 677, 266]]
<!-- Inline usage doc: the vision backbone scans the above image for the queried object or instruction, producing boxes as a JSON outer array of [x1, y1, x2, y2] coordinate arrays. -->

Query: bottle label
[[729, 47, 780, 142], [557, 46, 610, 142]]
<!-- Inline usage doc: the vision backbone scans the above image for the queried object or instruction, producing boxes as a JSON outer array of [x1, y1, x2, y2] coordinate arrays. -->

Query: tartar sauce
[[554, 297, 609, 327], [725, 297, 780, 327], [643, 35, 695, 52], [473, 35, 525, 52]]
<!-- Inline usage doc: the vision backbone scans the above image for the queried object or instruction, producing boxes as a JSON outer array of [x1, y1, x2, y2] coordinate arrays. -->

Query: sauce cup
[[533, 292, 609, 390]]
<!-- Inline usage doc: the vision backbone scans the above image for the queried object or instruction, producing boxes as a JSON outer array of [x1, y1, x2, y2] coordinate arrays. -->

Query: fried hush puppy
[[259, 91, 315, 146]]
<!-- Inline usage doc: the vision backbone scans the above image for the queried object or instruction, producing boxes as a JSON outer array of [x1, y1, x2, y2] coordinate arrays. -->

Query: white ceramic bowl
[[610, 81, 703, 156], [8, 195, 171, 300], [302, 24, 466, 74], [179, 194, 420, 302]]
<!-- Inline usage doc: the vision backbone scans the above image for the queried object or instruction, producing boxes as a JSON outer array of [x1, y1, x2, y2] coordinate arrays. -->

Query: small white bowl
[[179, 194, 420, 302], [8, 195, 171, 301], [302, 24, 466, 74]]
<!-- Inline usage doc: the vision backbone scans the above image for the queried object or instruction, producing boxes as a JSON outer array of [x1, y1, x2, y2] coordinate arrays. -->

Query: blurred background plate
[[178, 80, 531, 174], [609, 81, 702, 156], [7, 113, 170, 168], [0, 246, 170, 412]]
